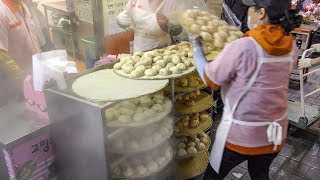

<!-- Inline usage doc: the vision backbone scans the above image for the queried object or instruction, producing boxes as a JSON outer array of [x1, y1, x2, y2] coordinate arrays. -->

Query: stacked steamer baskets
[[71, 69, 173, 179], [111, 42, 200, 179], [168, 72, 214, 179], [105, 91, 175, 179]]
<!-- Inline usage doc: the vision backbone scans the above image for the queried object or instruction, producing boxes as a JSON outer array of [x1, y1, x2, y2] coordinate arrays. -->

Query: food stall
[[41, 0, 245, 176]]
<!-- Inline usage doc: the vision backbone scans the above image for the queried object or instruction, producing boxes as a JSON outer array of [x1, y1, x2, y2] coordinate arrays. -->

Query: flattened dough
[[72, 69, 168, 101]]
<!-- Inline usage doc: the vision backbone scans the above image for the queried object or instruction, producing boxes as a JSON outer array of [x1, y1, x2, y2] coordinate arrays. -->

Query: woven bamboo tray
[[176, 151, 209, 179], [175, 117, 213, 137], [175, 92, 213, 115]]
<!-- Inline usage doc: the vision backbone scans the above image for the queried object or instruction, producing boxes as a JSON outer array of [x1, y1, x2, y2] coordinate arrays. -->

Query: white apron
[[210, 38, 294, 173], [131, 0, 171, 52]]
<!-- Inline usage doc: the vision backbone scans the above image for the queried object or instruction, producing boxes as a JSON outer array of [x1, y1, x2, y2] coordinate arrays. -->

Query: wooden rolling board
[[175, 117, 213, 137], [177, 151, 209, 179], [175, 92, 213, 115]]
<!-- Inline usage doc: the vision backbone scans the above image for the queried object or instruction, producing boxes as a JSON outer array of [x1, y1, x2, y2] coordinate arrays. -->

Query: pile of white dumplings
[[182, 9, 243, 48]]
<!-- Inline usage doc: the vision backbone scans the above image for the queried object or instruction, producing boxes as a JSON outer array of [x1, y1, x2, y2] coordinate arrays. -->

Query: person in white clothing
[[117, 0, 181, 52]]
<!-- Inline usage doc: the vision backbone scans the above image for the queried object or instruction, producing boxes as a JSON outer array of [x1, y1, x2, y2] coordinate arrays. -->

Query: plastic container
[[81, 37, 96, 68]]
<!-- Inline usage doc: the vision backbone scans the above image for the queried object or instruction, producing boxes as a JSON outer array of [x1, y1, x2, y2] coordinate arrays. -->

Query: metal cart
[[288, 47, 320, 129]]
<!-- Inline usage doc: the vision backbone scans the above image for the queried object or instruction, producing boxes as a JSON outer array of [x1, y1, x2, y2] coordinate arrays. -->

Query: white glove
[[311, 44, 320, 52], [298, 58, 312, 69]]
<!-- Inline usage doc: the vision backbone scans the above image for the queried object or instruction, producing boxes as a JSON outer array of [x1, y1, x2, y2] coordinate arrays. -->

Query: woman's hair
[[254, 6, 302, 33]]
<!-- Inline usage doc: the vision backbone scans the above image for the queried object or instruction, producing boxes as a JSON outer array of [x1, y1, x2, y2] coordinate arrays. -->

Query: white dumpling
[[112, 166, 122, 176], [136, 165, 147, 176], [133, 113, 145, 122], [134, 65, 145, 72], [146, 162, 158, 172], [177, 63, 186, 71], [172, 55, 181, 65], [136, 106, 146, 113], [163, 50, 172, 56], [123, 64, 134, 74], [178, 149, 187, 156], [156, 157, 166, 166], [105, 110, 114, 122], [123, 166, 133, 177], [130, 69, 144, 78], [144, 69, 157, 76], [118, 115, 132, 123], [139, 96, 153, 107], [159, 68, 171, 76], [218, 30, 228, 39], [134, 52, 143, 57], [170, 66, 182, 74], [165, 63, 175, 70], [184, 60, 193, 68], [153, 56, 163, 62], [114, 62, 124, 70], [156, 60, 167, 68], [190, 24, 201, 34], [151, 65, 162, 73], [111, 109, 120, 118], [144, 109, 155, 118], [120, 101, 136, 110], [151, 104, 163, 113], [200, 32, 213, 41], [119, 107, 135, 116], [128, 98, 140, 106], [132, 56, 141, 63]]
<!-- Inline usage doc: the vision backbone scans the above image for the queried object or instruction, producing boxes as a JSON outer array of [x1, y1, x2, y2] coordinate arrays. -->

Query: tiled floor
[[288, 66, 320, 106], [203, 118, 320, 180]]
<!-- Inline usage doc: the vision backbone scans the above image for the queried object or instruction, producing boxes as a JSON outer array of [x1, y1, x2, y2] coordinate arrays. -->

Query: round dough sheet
[[72, 69, 169, 102]]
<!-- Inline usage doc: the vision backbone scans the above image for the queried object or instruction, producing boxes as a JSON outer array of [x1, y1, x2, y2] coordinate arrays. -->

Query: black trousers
[[203, 148, 278, 180]]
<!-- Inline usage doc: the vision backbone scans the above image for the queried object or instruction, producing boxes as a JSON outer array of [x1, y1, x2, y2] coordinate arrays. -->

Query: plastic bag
[[32, 50, 77, 91], [222, 3, 242, 29]]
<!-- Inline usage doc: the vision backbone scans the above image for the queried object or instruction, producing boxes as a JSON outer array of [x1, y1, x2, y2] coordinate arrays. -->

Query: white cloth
[[210, 37, 294, 173], [131, 0, 171, 52]]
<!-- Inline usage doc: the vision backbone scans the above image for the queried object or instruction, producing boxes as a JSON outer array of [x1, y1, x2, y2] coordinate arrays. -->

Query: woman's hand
[[298, 58, 312, 69]]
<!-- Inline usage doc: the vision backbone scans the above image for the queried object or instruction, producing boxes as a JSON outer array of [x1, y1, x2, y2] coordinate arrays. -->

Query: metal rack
[[42, 1, 79, 59]]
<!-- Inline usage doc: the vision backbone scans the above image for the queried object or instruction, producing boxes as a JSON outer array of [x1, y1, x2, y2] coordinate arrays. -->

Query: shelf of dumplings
[[164, 72, 208, 93], [111, 142, 175, 179], [174, 89, 213, 115], [176, 132, 211, 159], [174, 111, 213, 137], [104, 90, 172, 128], [180, 9, 243, 55], [113, 41, 196, 80], [108, 117, 174, 155]]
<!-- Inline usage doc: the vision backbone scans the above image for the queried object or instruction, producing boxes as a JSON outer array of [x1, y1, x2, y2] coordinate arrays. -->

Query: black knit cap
[[242, 0, 291, 19]]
